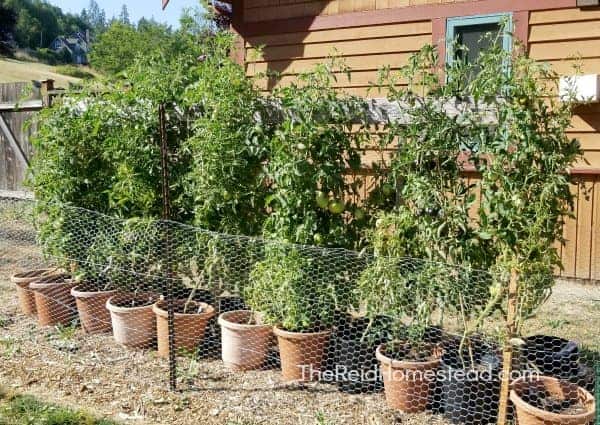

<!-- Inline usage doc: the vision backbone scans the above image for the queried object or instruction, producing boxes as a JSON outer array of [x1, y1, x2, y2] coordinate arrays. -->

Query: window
[[446, 13, 513, 67]]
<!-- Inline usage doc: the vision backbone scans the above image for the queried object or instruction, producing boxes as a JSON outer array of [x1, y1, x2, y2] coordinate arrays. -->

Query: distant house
[[49, 31, 89, 65]]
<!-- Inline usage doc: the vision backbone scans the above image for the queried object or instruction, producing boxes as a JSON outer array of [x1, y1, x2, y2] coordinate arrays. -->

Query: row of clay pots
[[12, 271, 274, 371], [12, 269, 119, 332], [103, 293, 330, 379], [12, 268, 64, 318], [11, 270, 596, 424], [12, 269, 77, 326]]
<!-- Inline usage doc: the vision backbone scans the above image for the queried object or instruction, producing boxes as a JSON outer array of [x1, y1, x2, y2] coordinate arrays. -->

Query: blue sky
[[47, 0, 203, 28]]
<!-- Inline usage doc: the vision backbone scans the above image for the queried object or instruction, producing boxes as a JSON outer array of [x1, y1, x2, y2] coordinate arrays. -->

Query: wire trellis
[[0, 197, 597, 425]]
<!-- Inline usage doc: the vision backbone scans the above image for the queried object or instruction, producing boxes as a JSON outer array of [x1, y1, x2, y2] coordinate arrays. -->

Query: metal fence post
[[159, 103, 177, 391]]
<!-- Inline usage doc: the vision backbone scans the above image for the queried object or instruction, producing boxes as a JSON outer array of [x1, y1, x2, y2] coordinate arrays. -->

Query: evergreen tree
[[118, 4, 130, 26], [84, 0, 107, 35], [0, 2, 17, 46]]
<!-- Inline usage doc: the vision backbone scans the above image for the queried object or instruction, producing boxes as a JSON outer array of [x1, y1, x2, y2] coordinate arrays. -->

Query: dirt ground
[[0, 216, 598, 425]]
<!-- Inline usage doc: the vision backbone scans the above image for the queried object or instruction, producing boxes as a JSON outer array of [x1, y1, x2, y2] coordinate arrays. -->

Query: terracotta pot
[[218, 310, 273, 371], [375, 343, 442, 413], [106, 293, 158, 349], [29, 274, 76, 326], [273, 326, 331, 382], [510, 375, 596, 425], [153, 300, 215, 358], [11, 268, 61, 316], [71, 285, 117, 334]]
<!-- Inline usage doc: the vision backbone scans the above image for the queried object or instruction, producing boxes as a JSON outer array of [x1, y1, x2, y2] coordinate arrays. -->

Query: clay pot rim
[[509, 375, 596, 423], [29, 277, 74, 291], [152, 300, 215, 319], [11, 268, 61, 283], [71, 285, 118, 298], [375, 343, 442, 370], [106, 293, 159, 313], [273, 326, 332, 339], [218, 310, 272, 331]]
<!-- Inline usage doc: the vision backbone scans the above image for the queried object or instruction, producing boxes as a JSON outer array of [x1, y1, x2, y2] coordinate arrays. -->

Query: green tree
[[2, 0, 88, 50], [82, 0, 106, 35], [0, 2, 17, 48], [89, 20, 175, 75], [118, 4, 130, 25]]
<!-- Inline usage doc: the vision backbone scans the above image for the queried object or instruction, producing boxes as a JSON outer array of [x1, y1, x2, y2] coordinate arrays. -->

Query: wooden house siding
[[245, 21, 432, 95], [238, 0, 600, 281], [529, 7, 600, 280]]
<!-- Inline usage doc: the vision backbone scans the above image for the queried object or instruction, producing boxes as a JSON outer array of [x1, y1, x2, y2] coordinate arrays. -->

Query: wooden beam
[[577, 0, 600, 6], [243, 0, 575, 36], [497, 269, 519, 425], [0, 113, 29, 167], [513, 10, 530, 47], [0, 189, 34, 200], [231, 0, 245, 66], [260, 96, 499, 126], [0, 100, 43, 112]]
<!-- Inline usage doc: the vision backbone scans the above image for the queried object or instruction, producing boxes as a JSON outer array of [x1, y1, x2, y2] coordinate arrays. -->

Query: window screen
[[455, 22, 502, 65], [446, 13, 512, 67]]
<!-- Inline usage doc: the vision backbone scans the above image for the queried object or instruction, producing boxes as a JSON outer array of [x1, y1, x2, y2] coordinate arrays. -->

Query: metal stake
[[159, 103, 177, 391]]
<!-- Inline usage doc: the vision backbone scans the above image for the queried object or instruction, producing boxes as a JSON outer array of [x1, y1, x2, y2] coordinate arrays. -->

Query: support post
[[159, 103, 177, 391], [497, 269, 518, 425], [40, 79, 54, 107]]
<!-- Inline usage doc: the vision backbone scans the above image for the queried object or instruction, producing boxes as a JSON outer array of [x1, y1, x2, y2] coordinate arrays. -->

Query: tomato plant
[[262, 61, 370, 249], [181, 32, 273, 235]]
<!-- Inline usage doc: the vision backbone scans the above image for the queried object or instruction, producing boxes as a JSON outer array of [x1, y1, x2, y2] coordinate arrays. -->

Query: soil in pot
[[71, 284, 117, 334], [218, 310, 273, 371], [11, 268, 61, 317], [29, 274, 76, 326], [376, 341, 442, 413], [106, 293, 158, 349], [153, 299, 215, 358], [439, 339, 501, 424], [510, 375, 596, 425], [274, 326, 332, 382], [329, 315, 392, 394]]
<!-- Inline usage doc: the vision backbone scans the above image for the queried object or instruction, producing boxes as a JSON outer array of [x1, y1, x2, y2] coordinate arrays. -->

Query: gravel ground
[[0, 208, 598, 425]]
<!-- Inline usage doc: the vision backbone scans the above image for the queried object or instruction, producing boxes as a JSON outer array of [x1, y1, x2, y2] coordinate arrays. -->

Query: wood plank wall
[[529, 8, 600, 280], [242, 3, 600, 281], [245, 21, 431, 95]]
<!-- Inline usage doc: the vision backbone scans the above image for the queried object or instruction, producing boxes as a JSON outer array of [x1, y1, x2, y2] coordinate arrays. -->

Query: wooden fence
[[0, 81, 47, 194]]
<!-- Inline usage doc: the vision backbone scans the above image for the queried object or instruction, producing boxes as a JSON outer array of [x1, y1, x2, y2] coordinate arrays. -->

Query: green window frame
[[446, 13, 513, 66]]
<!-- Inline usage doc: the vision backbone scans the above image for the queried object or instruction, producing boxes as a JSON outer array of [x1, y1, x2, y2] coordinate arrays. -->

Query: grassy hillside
[[0, 57, 95, 87]]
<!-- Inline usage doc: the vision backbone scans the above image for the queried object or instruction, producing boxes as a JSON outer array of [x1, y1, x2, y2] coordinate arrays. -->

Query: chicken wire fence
[[0, 196, 598, 425]]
